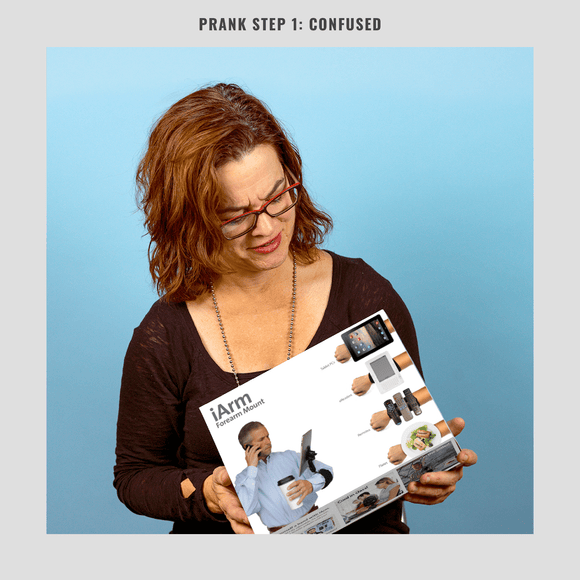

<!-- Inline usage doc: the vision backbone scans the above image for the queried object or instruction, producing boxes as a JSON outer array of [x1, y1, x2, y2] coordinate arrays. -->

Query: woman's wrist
[[180, 477, 196, 499]]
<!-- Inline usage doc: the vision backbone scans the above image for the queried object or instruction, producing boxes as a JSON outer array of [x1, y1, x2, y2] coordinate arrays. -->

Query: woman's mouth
[[251, 232, 282, 254]]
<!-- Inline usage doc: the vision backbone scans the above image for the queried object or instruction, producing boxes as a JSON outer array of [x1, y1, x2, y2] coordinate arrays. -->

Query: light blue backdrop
[[47, 47, 532, 534]]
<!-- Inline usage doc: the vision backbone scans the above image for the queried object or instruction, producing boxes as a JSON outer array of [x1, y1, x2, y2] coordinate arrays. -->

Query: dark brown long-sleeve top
[[114, 251, 422, 533]]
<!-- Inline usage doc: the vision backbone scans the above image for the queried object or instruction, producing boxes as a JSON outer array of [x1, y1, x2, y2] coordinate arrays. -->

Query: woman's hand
[[370, 410, 391, 431], [404, 418, 478, 506], [203, 466, 254, 534]]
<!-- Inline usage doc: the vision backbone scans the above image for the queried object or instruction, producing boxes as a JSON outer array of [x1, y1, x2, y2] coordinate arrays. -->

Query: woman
[[114, 83, 477, 534]]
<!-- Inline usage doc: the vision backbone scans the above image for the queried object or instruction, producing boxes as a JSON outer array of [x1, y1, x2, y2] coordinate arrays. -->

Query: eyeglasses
[[220, 182, 300, 240]]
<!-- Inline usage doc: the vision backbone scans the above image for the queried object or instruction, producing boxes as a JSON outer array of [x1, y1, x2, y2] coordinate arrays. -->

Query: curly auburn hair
[[136, 83, 333, 302]]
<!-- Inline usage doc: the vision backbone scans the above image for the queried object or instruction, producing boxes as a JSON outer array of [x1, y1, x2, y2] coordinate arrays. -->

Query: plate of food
[[401, 422, 441, 458]]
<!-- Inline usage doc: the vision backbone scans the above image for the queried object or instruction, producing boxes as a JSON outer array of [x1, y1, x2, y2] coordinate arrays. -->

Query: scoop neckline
[[179, 250, 340, 385]]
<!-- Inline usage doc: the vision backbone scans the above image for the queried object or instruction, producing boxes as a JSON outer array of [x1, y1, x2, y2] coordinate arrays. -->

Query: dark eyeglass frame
[[220, 182, 301, 240]]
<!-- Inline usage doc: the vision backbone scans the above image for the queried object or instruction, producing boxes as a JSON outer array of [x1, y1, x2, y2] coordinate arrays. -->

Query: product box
[[200, 311, 461, 534]]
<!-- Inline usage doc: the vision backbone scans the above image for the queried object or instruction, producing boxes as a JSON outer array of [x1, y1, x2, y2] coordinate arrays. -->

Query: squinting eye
[[270, 190, 289, 204], [224, 215, 249, 226]]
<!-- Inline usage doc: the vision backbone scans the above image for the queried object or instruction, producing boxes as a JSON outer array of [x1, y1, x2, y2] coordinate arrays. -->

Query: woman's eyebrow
[[220, 177, 286, 214]]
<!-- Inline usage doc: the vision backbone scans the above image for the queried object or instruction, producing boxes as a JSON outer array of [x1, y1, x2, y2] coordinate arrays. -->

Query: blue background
[[47, 47, 533, 534]]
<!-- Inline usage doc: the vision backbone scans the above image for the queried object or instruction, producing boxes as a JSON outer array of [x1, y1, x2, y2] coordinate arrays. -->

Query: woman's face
[[216, 144, 296, 276]]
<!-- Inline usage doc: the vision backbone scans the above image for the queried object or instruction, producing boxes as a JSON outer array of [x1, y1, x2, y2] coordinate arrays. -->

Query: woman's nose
[[250, 211, 276, 237]]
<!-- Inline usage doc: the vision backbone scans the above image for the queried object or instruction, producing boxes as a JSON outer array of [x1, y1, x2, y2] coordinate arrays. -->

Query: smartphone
[[244, 444, 263, 457]]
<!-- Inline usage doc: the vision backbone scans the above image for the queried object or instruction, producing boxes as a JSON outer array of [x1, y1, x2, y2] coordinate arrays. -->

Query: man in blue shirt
[[376, 476, 401, 505], [234, 422, 333, 533]]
